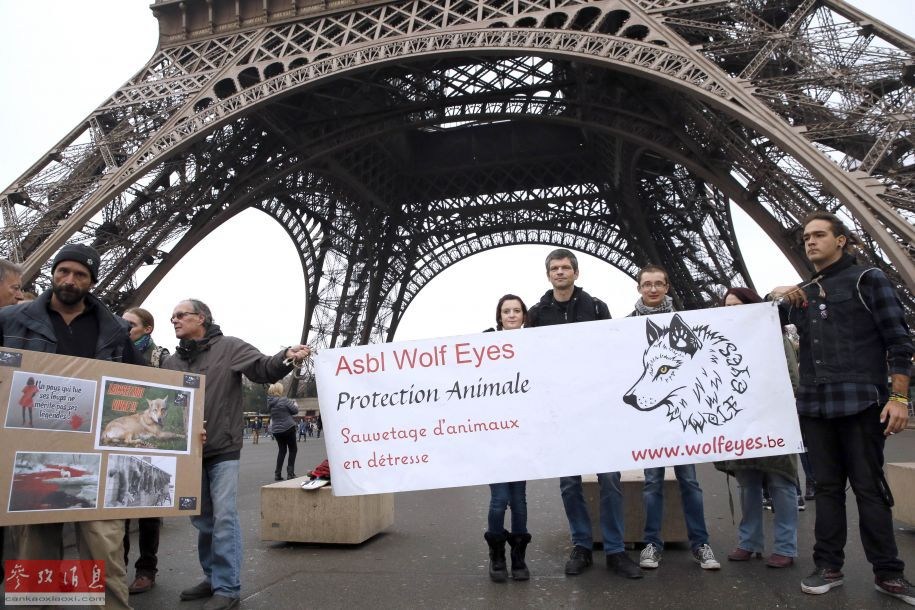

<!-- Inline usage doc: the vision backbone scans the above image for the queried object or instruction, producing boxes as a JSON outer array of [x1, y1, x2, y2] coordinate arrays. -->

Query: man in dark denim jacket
[[770, 211, 913, 605]]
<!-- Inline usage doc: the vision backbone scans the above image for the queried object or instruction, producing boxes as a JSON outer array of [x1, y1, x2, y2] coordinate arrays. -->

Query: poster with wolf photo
[[0, 348, 204, 525], [94, 377, 193, 454]]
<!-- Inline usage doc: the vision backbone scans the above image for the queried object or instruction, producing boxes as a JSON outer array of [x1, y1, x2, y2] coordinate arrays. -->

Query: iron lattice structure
[[2, 0, 914, 353]]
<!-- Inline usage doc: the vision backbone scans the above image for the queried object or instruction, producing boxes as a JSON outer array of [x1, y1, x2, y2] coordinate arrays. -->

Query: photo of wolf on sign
[[623, 314, 750, 433]]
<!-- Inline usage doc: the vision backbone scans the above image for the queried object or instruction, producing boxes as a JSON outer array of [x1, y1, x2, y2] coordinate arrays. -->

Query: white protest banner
[[315, 302, 803, 496]]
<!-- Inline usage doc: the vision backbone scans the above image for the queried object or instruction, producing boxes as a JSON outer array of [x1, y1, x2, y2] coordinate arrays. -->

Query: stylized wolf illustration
[[622, 314, 750, 433]]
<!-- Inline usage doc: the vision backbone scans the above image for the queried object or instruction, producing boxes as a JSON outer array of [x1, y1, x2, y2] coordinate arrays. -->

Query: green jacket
[[714, 334, 800, 482]]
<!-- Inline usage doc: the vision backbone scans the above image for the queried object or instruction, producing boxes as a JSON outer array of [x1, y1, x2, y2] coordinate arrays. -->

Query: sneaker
[[607, 552, 644, 579], [564, 545, 593, 575], [798, 495, 806, 511], [692, 544, 721, 570], [639, 543, 661, 569], [801, 568, 844, 594], [875, 577, 915, 606]]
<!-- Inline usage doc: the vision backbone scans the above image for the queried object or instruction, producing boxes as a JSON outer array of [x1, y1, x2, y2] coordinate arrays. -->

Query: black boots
[[274, 471, 283, 481], [484, 531, 509, 582], [485, 531, 532, 582], [507, 533, 532, 581]]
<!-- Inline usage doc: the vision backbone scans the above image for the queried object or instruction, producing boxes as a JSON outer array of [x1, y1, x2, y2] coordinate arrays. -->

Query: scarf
[[134, 334, 152, 353], [176, 324, 224, 360], [633, 295, 674, 316]]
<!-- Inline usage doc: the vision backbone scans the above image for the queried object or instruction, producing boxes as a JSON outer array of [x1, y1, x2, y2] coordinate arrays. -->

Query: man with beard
[[0, 244, 140, 610]]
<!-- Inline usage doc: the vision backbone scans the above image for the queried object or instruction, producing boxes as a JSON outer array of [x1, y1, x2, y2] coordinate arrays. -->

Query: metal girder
[[2, 0, 913, 354]]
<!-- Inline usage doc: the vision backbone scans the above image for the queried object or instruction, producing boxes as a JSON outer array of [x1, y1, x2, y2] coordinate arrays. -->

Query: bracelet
[[889, 394, 910, 405]]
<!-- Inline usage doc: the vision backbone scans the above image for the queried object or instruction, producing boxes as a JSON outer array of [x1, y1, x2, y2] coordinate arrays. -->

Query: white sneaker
[[692, 544, 720, 570], [639, 543, 661, 569]]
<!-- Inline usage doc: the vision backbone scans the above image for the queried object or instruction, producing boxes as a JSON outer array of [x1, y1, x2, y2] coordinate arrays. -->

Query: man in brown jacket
[[162, 299, 309, 610]]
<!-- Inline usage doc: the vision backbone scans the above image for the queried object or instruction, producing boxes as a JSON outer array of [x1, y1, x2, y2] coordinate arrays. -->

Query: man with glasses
[[0, 244, 141, 609], [527, 249, 643, 579], [628, 264, 720, 572], [769, 211, 914, 604], [162, 299, 310, 610]]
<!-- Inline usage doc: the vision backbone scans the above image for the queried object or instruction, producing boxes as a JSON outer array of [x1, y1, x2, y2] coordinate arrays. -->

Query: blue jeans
[[560, 473, 624, 554], [643, 465, 709, 551], [735, 470, 797, 556], [488, 482, 528, 534], [192, 458, 242, 598]]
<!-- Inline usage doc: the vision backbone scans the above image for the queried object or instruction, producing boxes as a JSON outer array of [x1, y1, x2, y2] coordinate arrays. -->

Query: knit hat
[[51, 244, 100, 282]]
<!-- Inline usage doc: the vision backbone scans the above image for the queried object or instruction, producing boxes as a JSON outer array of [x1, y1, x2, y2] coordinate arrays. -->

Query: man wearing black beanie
[[0, 243, 140, 609]]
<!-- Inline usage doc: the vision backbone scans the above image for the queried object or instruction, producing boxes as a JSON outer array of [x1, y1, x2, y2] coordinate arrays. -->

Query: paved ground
[[11, 432, 915, 609], [128, 432, 915, 610]]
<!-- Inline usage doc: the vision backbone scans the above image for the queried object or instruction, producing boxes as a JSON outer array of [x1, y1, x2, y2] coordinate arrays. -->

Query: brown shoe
[[129, 575, 156, 594], [727, 548, 762, 561], [766, 553, 795, 568]]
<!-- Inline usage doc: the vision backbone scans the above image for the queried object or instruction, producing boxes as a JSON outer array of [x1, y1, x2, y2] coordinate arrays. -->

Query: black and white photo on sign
[[4, 371, 96, 432], [8, 452, 101, 512], [104, 454, 176, 508]]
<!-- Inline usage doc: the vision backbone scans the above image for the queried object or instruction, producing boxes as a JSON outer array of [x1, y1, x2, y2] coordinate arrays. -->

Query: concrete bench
[[582, 468, 687, 545], [261, 478, 394, 544], [887, 463, 915, 527]]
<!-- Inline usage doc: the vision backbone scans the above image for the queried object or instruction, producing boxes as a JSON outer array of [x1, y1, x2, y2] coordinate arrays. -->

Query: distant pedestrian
[[298, 420, 307, 442], [267, 383, 299, 481]]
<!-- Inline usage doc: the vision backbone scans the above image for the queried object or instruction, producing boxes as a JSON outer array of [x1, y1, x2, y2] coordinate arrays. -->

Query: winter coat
[[162, 325, 291, 461], [527, 286, 610, 327], [268, 396, 298, 434], [0, 289, 138, 363]]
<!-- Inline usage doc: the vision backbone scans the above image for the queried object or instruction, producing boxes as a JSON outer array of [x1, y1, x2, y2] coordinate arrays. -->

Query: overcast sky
[[0, 1, 911, 353]]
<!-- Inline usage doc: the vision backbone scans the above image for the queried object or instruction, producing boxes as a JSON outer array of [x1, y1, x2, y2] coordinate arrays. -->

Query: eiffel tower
[[1, 0, 913, 353]]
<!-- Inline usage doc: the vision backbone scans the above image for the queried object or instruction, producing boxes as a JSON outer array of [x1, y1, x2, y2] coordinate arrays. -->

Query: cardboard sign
[[315, 303, 804, 496], [0, 349, 204, 525]]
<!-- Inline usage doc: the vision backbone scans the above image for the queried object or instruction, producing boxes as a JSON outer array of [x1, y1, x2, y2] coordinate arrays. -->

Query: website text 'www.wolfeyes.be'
[[631, 434, 787, 462]]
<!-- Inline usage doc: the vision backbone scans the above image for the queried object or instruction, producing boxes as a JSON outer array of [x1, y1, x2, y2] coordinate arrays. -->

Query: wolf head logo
[[623, 314, 748, 433]]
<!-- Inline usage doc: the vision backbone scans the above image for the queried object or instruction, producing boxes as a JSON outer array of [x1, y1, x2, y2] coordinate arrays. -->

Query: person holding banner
[[162, 298, 311, 610], [483, 294, 532, 582], [527, 249, 643, 579], [715, 287, 799, 569], [769, 211, 914, 604], [0, 244, 141, 610], [628, 264, 720, 572], [121, 307, 170, 595]]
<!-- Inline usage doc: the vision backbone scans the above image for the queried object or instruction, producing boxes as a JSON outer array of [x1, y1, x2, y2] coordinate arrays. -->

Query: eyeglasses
[[171, 311, 199, 322], [640, 282, 668, 290]]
